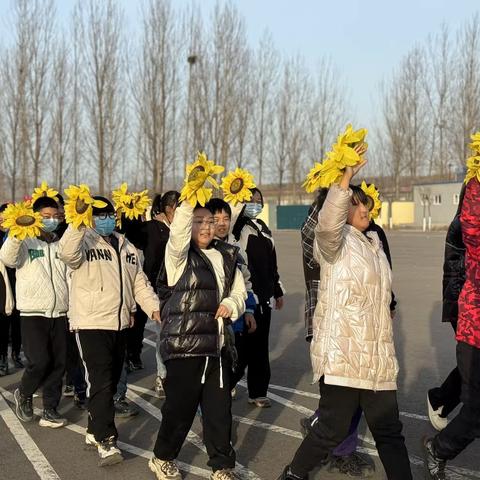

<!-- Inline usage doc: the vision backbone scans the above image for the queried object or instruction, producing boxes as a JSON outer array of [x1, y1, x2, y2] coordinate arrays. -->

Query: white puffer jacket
[[311, 185, 399, 391], [0, 237, 68, 317], [59, 225, 159, 331]]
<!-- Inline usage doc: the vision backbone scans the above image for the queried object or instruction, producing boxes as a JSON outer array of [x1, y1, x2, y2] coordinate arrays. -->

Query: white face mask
[[244, 203, 263, 218]]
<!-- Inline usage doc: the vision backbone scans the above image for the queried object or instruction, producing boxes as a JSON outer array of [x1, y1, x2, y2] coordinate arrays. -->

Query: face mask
[[42, 218, 59, 233], [94, 217, 116, 237], [244, 203, 263, 219]]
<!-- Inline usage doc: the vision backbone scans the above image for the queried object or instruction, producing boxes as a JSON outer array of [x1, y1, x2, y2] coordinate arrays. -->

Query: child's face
[[213, 209, 231, 240], [192, 208, 215, 249], [39, 207, 60, 221]]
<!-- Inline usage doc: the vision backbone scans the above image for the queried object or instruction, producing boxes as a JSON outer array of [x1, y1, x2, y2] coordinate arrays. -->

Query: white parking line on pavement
[[1, 388, 212, 479], [0, 389, 61, 480]]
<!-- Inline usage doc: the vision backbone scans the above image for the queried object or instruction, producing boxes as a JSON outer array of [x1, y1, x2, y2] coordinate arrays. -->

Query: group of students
[[0, 184, 285, 479], [1, 157, 479, 480]]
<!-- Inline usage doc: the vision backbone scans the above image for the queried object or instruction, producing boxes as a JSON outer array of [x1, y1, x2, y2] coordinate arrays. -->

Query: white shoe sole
[[248, 398, 271, 408], [427, 393, 448, 431], [39, 418, 67, 429], [98, 452, 123, 467]]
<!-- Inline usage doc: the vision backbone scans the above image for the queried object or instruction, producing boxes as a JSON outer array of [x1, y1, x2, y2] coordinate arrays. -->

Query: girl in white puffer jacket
[[280, 157, 412, 480]]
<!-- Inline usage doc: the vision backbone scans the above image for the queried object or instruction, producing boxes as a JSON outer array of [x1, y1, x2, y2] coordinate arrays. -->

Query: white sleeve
[[165, 202, 193, 286], [221, 267, 247, 321]]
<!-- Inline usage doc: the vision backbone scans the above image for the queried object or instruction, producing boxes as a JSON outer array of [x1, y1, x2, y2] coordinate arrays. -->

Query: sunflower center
[[230, 178, 244, 194], [75, 198, 89, 214], [188, 166, 205, 182], [16, 215, 36, 227]]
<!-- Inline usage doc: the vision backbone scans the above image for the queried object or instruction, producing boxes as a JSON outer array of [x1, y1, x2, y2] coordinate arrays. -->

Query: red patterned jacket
[[457, 178, 480, 348]]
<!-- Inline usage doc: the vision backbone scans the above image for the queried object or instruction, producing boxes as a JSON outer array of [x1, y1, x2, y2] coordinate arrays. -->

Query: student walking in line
[[1, 197, 69, 428], [150, 199, 246, 480], [58, 197, 160, 467]]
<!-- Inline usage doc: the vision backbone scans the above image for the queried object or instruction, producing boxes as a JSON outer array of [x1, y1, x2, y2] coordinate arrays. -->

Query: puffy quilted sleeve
[[314, 184, 351, 264]]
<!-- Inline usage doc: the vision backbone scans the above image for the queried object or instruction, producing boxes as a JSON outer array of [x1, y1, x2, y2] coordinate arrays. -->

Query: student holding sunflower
[[58, 187, 160, 467], [0, 191, 69, 429]]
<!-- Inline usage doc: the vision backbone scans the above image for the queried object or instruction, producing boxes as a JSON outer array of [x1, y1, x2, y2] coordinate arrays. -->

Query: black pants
[[76, 329, 126, 442], [0, 309, 21, 356], [126, 307, 147, 361], [290, 378, 412, 480], [154, 354, 235, 472], [65, 330, 87, 398], [20, 316, 67, 410], [434, 342, 480, 460], [429, 321, 461, 417], [231, 303, 271, 398]]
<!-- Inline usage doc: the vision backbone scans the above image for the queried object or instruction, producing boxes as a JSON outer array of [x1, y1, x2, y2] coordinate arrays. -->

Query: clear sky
[[3, 0, 480, 127]]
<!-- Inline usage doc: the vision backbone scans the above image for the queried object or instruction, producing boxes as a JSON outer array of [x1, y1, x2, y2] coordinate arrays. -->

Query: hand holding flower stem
[[340, 144, 368, 190]]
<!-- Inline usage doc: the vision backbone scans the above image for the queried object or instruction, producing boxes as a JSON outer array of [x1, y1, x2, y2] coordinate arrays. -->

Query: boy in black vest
[[150, 200, 247, 480]]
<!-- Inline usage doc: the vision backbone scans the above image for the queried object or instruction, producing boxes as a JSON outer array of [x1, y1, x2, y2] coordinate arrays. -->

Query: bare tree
[[77, 0, 126, 194]]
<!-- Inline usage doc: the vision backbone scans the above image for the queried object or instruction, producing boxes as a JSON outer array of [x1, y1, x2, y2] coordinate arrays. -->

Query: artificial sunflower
[[469, 131, 480, 153], [361, 181, 382, 220], [180, 152, 225, 207], [31, 181, 59, 204], [64, 184, 107, 229], [1, 202, 43, 240], [112, 183, 151, 226], [221, 168, 256, 205], [465, 155, 480, 184], [303, 124, 368, 192]]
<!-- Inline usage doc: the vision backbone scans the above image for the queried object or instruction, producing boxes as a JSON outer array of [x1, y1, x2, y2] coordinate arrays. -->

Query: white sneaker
[[149, 456, 182, 480], [97, 436, 123, 467], [427, 393, 448, 431], [155, 376, 166, 399], [211, 469, 237, 480], [85, 432, 98, 449]]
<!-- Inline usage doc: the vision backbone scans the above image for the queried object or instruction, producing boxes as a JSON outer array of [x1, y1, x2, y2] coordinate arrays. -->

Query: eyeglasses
[[193, 219, 215, 228], [95, 213, 116, 220]]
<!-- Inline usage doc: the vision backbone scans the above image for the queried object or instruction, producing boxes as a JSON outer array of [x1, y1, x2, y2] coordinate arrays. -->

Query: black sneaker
[[277, 466, 308, 480], [126, 358, 143, 372], [423, 437, 449, 479], [328, 452, 375, 477], [11, 352, 24, 369], [39, 408, 67, 428], [14, 388, 33, 422], [74, 393, 87, 410], [0, 355, 9, 376], [114, 399, 139, 418]]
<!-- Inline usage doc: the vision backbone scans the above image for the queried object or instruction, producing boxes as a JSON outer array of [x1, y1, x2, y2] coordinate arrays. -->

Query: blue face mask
[[244, 203, 263, 219], [42, 218, 60, 233], [94, 216, 116, 237]]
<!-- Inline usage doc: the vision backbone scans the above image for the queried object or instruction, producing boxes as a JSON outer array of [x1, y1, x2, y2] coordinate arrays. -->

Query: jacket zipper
[[115, 240, 124, 332], [47, 244, 57, 317]]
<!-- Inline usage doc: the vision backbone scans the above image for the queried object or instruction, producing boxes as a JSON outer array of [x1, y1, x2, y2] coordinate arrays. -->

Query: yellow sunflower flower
[[180, 152, 225, 207], [2, 202, 43, 240], [64, 184, 107, 229], [303, 124, 368, 192], [221, 168, 256, 205], [361, 181, 382, 220], [469, 131, 480, 154], [112, 183, 151, 226], [465, 155, 480, 184], [31, 181, 59, 203]]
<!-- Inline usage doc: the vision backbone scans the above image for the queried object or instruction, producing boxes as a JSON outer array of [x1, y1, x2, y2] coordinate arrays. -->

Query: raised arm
[[58, 224, 87, 270], [164, 202, 193, 286]]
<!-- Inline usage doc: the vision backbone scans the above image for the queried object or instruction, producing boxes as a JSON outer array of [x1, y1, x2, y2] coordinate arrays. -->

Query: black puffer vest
[[157, 240, 239, 361]]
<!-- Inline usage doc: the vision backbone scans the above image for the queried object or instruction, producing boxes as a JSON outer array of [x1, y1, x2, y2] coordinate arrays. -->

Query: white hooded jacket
[[59, 225, 159, 331]]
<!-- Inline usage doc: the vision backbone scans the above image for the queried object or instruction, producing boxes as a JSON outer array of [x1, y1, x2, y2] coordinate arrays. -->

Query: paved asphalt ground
[[1, 230, 479, 480]]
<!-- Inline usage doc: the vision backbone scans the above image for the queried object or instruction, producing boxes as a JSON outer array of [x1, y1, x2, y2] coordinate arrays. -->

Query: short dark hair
[[151, 194, 162, 216], [250, 187, 264, 206], [161, 191, 180, 213], [92, 196, 115, 215], [193, 204, 214, 215], [0, 203, 9, 213], [350, 184, 369, 207], [206, 198, 231, 218], [56, 193, 65, 206], [33, 197, 59, 212]]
